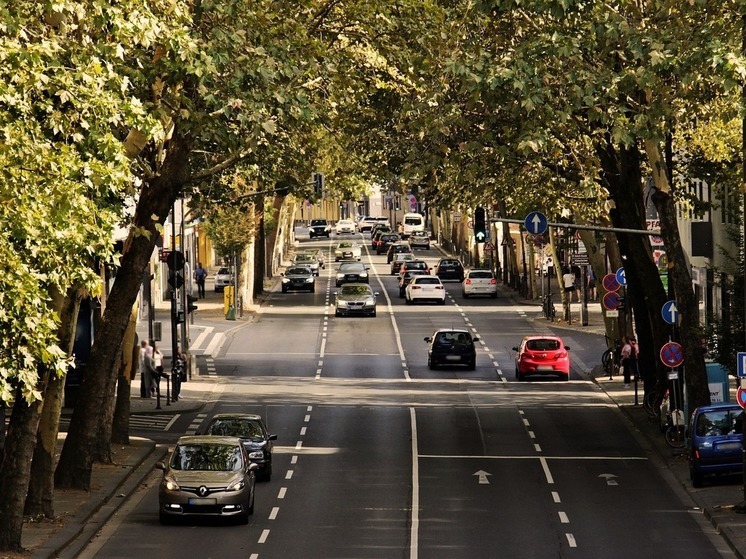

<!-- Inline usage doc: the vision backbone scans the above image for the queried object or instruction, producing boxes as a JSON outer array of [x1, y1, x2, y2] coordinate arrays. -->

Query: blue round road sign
[[660, 342, 684, 368], [524, 211, 548, 235], [615, 267, 627, 286], [661, 300, 679, 325]]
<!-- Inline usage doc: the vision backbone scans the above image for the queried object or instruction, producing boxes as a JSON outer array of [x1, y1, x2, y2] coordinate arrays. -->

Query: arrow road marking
[[599, 473, 618, 486], [474, 470, 491, 485]]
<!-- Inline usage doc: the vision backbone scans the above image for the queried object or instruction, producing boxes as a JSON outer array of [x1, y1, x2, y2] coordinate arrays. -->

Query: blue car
[[688, 402, 744, 487]]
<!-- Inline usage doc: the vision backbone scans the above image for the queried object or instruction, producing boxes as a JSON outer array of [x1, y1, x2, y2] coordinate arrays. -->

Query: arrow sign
[[615, 267, 627, 286], [738, 352, 746, 378], [660, 341, 684, 368], [524, 211, 548, 235], [661, 300, 679, 325], [475, 231, 486, 242], [473, 470, 491, 485], [598, 474, 619, 486]]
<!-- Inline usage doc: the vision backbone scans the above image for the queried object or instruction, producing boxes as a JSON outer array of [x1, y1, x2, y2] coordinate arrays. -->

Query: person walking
[[620, 336, 633, 386], [562, 268, 575, 300], [194, 263, 207, 298], [139, 340, 153, 398], [587, 267, 597, 301], [629, 337, 640, 382], [152, 342, 164, 395]]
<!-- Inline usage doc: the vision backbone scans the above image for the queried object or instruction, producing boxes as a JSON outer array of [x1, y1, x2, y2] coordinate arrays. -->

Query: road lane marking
[[300, 427, 307, 436], [552, 492, 561, 503], [410, 407, 420, 559], [258, 529, 270, 544], [418, 454, 647, 461], [540, 457, 554, 484], [278, 487, 287, 499], [269, 507, 279, 520], [559, 511, 569, 523], [291, 455, 298, 464], [304, 414, 311, 422], [285, 470, 294, 480], [566, 534, 577, 547]]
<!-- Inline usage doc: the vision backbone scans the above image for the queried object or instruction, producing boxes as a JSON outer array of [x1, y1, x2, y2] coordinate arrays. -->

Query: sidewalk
[[14, 277, 746, 558]]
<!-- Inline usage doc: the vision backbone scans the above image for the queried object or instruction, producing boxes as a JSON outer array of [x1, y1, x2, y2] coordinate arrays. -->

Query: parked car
[[334, 241, 362, 262], [201, 413, 277, 481], [689, 403, 744, 487], [424, 329, 479, 370], [434, 258, 465, 282], [375, 233, 400, 255], [513, 335, 570, 381], [335, 219, 357, 235], [390, 252, 416, 275], [281, 266, 316, 293], [308, 219, 331, 238], [462, 269, 497, 298], [408, 230, 430, 249], [334, 283, 378, 317], [335, 262, 369, 286], [398, 269, 427, 297], [157, 435, 257, 524], [405, 275, 446, 304], [386, 241, 413, 263], [213, 267, 233, 292], [291, 253, 321, 275]]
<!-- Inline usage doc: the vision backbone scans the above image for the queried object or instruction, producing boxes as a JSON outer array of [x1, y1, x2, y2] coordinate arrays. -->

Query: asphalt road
[[82, 233, 727, 558]]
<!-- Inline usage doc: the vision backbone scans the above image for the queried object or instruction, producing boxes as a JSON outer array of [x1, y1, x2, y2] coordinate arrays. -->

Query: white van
[[401, 213, 425, 238]]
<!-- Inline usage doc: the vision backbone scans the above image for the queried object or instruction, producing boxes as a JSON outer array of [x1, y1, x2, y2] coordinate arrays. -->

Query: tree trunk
[[112, 309, 139, 445], [0, 383, 47, 551], [645, 140, 709, 408], [93, 342, 123, 465], [55, 136, 192, 490]]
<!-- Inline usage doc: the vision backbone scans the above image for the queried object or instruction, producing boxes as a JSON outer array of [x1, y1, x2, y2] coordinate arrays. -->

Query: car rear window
[[526, 339, 561, 351], [435, 332, 471, 345], [440, 260, 460, 268], [416, 277, 441, 285], [469, 271, 492, 279], [696, 409, 744, 436]]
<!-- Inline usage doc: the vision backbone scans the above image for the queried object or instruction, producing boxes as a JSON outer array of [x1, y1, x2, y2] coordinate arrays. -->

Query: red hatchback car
[[513, 335, 570, 381]]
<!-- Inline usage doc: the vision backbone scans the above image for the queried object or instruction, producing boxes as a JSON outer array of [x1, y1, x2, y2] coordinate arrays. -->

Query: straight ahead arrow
[[474, 470, 491, 485]]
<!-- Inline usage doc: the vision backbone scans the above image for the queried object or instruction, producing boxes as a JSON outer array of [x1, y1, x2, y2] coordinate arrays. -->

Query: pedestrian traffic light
[[313, 172, 324, 198], [474, 207, 486, 243], [187, 294, 198, 314]]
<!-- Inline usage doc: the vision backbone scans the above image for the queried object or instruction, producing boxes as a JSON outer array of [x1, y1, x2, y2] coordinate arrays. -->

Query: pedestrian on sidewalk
[[152, 342, 164, 395], [194, 263, 207, 298], [629, 337, 640, 382], [587, 267, 597, 301], [562, 268, 575, 300], [139, 340, 154, 398], [620, 336, 633, 386]]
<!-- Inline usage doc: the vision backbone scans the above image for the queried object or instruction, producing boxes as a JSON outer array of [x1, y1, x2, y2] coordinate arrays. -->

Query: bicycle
[[664, 408, 687, 448], [542, 294, 556, 321], [601, 337, 619, 379]]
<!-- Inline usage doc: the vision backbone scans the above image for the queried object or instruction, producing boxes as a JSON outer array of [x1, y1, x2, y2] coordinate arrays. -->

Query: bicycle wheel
[[643, 391, 660, 418], [664, 425, 686, 448]]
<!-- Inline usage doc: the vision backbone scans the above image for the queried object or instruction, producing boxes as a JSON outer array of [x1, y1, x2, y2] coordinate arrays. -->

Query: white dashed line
[[258, 529, 270, 544], [278, 487, 287, 499], [559, 511, 569, 523], [566, 534, 577, 547], [269, 507, 279, 520], [285, 470, 294, 480]]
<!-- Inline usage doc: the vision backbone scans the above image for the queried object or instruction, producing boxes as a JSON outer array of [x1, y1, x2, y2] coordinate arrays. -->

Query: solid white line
[[165, 415, 180, 431], [258, 529, 270, 544], [559, 511, 569, 523], [269, 507, 279, 520], [566, 533, 577, 547], [410, 408, 420, 559], [540, 457, 554, 484], [418, 454, 647, 461], [278, 487, 287, 499]]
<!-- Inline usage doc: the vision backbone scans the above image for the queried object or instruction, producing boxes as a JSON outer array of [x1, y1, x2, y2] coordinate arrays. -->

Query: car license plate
[[344, 252, 352, 257], [188, 498, 217, 505], [717, 442, 741, 451], [445, 355, 461, 361], [537, 365, 554, 371]]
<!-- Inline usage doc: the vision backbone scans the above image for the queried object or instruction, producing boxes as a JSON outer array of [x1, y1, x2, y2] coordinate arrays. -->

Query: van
[[688, 402, 743, 487], [401, 213, 425, 238]]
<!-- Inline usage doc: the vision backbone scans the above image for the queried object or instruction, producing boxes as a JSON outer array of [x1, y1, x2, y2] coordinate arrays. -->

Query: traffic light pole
[[169, 201, 178, 405]]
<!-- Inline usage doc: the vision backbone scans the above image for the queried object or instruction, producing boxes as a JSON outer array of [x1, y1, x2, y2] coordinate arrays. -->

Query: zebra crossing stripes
[[57, 413, 180, 432], [201, 357, 217, 378]]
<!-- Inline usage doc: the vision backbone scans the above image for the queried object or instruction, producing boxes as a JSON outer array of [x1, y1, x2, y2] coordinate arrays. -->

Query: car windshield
[[440, 260, 460, 268], [206, 419, 264, 440], [286, 267, 312, 276], [339, 263, 364, 272], [382, 235, 398, 241], [526, 339, 561, 351], [311, 220, 326, 225], [411, 231, 427, 237], [337, 243, 353, 248], [217, 268, 230, 276], [696, 409, 744, 436], [407, 262, 427, 269], [340, 285, 372, 296], [404, 217, 421, 225], [294, 254, 313, 262], [170, 444, 244, 471]]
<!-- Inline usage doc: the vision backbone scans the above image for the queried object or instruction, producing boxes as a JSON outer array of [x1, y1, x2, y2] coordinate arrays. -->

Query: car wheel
[[491, 293, 497, 299], [309, 286, 315, 293], [467, 360, 476, 371], [371, 310, 377, 317], [399, 288, 405, 298], [259, 463, 272, 482], [159, 511, 173, 525], [560, 373, 569, 381], [428, 357, 436, 370], [335, 309, 341, 316], [438, 298, 446, 305], [405, 296, 412, 305], [462, 292, 469, 299], [281, 287, 288, 293]]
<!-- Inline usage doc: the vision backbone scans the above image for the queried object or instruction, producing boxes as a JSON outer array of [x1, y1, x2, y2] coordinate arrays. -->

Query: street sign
[[524, 211, 548, 235], [615, 267, 627, 286], [738, 352, 746, 378], [602, 292, 623, 311], [483, 241, 495, 253], [606, 310, 619, 317], [453, 211, 461, 222], [602, 273, 620, 293], [737, 387, 746, 409], [661, 300, 679, 325], [660, 341, 684, 368]]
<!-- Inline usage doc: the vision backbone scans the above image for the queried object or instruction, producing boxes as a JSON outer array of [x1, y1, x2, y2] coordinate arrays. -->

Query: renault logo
[[198, 485, 209, 497]]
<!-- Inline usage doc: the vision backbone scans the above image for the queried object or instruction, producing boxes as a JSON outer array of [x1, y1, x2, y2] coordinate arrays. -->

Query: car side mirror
[[269, 434, 278, 441], [472, 337, 480, 342], [512, 346, 518, 351], [565, 346, 570, 350], [247, 462, 259, 472], [155, 462, 167, 471], [424, 337, 432, 343]]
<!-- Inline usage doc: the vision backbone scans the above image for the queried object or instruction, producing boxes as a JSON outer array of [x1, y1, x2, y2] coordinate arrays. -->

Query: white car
[[405, 275, 446, 305], [335, 219, 357, 235], [334, 242, 362, 262], [462, 269, 497, 298], [213, 267, 233, 292], [408, 230, 430, 249]]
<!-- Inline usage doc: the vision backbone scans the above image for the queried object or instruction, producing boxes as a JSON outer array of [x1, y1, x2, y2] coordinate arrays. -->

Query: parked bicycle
[[664, 408, 687, 448], [542, 294, 556, 321], [601, 336, 620, 379]]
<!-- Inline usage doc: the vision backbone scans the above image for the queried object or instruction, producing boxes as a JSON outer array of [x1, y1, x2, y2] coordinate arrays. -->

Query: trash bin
[[706, 362, 730, 403]]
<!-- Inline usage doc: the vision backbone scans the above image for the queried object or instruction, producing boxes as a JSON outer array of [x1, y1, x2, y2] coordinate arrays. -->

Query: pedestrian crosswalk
[[57, 413, 180, 432]]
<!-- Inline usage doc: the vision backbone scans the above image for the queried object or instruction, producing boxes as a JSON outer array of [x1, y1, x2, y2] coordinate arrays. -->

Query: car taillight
[[412, 286, 422, 290], [435, 286, 444, 290], [694, 448, 700, 459], [465, 279, 472, 284], [490, 278, 496, 284]]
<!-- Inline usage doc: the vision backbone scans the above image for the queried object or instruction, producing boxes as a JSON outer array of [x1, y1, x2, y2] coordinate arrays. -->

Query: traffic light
[[474, 207, 486, 243], [187, 294, 198, 314], [313, 172, 324, 198]]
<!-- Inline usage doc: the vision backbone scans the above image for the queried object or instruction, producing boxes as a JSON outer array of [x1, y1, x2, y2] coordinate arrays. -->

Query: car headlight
[[227, 479, 246, 491], [336, 273, 344, 280], [163, 477, 181, 491], [305, 277, 314, 283], [248, 450, 265, 460], [360, 272, 368, 279], [336, 300, 347, 308], [282, 278, 290, 284], [364, 300, 375, 307]]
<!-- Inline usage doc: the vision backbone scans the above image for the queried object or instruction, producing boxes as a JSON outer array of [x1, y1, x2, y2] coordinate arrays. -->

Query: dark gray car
[[335, 283, 378, 317], [281, 266, 315, 293]]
